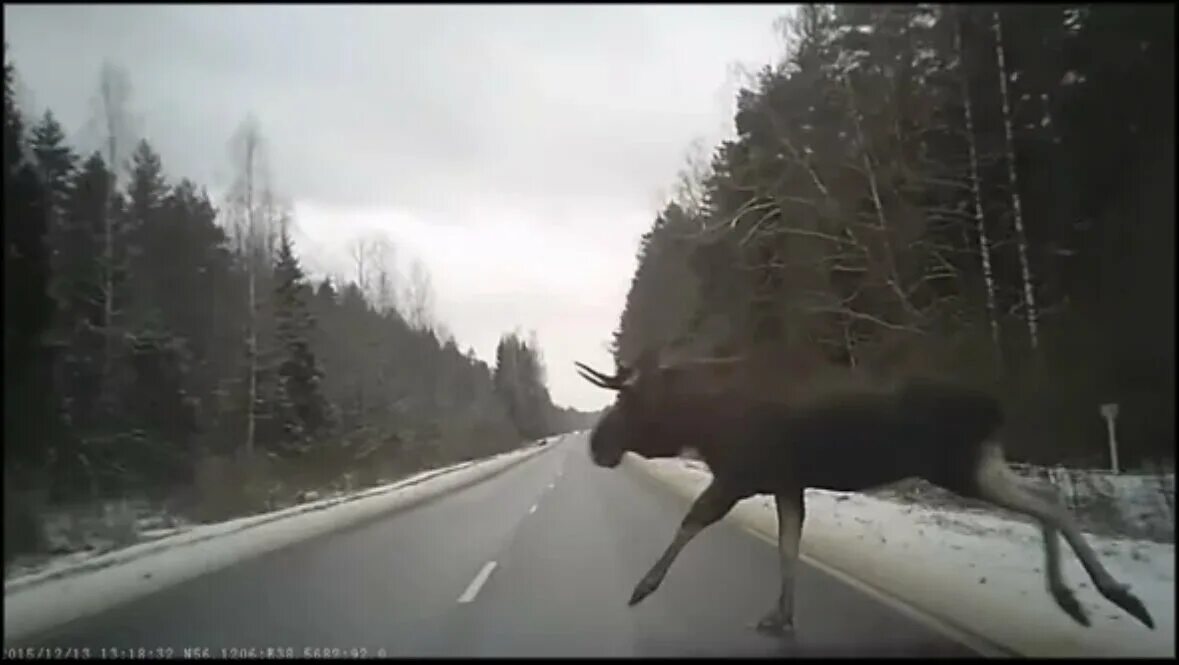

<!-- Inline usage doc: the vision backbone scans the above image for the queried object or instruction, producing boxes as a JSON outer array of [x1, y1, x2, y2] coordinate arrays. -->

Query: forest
[[4, 46, 596, 562], [5, 4, 1174, 564], [611, 5, 1173, 469]]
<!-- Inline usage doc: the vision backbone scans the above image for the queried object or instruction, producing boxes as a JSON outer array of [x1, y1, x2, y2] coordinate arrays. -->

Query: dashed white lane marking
[[528, 503, 538, 514], [457, 561, 498, 604], [547, 482, 555, 489]]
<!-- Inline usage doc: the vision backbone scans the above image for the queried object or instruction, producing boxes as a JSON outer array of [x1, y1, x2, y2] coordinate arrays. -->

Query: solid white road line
[[457, 561, 498, 604]]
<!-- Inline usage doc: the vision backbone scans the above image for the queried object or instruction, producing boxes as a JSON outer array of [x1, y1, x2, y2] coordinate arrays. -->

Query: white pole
[[1100, 403, 1120, 474]]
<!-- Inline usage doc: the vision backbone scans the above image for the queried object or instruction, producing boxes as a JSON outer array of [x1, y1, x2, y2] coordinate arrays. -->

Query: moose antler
[[577, 348, 661, 391], [575, 362, 627, 390]]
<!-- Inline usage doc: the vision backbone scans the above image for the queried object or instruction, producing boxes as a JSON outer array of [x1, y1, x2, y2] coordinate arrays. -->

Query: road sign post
[[1100, 403, 1120, 474]]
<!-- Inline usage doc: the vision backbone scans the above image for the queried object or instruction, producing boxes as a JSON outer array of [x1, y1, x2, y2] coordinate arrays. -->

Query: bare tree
[[89, 62, 137, 392], [367, 233, 398, 315], [840, 73, 924, 327], [993, 10, 1040, 352], [346, 235, 372, 296], [672, 138, 711, 221], [956, 8, 1002, 364], [258, 183, 287, 265], [402, 257, 436, 332], [226, 114, 270, 458], [345, 231, 400, 313]]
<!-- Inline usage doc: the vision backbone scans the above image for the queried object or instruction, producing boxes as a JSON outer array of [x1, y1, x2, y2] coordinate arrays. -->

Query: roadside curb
[[6, 461, 476, 596], [621, 455, 1021, 659], [4, 441, 554, 646]]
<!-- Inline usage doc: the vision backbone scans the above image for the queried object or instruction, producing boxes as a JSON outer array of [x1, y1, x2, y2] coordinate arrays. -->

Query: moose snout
[[590, 446, 623, 468]]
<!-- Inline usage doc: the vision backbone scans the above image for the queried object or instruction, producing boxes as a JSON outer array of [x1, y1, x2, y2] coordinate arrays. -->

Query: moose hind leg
[[1002, 476, 1087, 626], [972, 444, 1155, 629]]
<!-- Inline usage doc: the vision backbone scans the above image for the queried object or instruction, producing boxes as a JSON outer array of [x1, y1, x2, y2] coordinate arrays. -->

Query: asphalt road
[[22, 433, 978, 657]]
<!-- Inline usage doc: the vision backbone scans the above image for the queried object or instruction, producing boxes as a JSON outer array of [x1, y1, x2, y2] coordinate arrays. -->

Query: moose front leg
[[752, 487, 804, 636], [629, 479, 741, 607]]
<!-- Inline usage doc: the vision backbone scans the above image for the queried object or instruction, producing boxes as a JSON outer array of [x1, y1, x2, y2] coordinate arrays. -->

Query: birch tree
[[89, 62, 137, 397], [226, 114, 269, 458], [993, 10, 1040, 352], [345, 232, 401, 314], [955, 7, 1001, 362], [402, 257, 436, 332], [370, 234, 396, 315], [346, 235, 371, 298]]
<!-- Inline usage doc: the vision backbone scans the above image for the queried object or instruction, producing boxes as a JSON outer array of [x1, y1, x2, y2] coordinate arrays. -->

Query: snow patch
[[630, 456, 1174, 658], [3, 443, 551, 645], [874, 463, 1174, 543]]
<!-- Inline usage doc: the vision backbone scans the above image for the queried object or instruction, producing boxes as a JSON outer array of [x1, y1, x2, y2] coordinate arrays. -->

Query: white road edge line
[[457, 561, 498, 604], [739, 523, 1016, 659], [623, 459, 1017, 659]]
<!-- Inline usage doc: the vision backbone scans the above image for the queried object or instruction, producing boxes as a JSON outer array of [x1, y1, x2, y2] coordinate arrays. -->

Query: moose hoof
[[628, 578, 659, 607], [1102, 584, 1155, 630], [1051, 584, 1090, 628], [750, 611, 794, 637]]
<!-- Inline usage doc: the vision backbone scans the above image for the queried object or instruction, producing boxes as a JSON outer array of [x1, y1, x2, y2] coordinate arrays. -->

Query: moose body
[[576, 353, 1155, 636], [654, 386, 996, 494]]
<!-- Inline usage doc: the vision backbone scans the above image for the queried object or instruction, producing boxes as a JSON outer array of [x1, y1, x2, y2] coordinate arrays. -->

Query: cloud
[[4, 4, 791, 409], [291, 201, 643, 412]]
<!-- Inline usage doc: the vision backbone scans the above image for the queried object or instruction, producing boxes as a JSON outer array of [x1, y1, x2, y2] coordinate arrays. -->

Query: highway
[[22, 433, 977, 657]]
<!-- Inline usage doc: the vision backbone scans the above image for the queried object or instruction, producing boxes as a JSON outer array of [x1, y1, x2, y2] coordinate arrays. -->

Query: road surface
[[20, 433, 978, 657]]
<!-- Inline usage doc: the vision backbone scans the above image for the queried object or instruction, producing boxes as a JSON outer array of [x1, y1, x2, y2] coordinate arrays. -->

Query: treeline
[[3, 49, 594, 560], [612, 5, 1173, 468], [490, 331, 600, 435]]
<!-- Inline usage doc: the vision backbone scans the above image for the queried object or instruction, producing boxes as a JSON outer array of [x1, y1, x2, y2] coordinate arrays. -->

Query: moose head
[[575, 348, 689, 468]]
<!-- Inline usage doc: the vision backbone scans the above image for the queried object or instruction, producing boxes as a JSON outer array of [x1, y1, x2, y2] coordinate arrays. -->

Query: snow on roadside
[[632, 456, 1174, 658], [875, 462, 1174, 543], [4, 441, 553, 645], [8, 460, 469, 592], [5, 441, 559, 592]]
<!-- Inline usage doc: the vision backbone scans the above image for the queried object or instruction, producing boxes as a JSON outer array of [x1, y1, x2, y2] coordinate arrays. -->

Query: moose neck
[[657, 393, 776, 474]]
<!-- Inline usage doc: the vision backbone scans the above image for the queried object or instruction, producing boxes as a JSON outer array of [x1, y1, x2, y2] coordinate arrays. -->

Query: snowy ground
[[631, 456, 1175, 658], [873, 462, 1174, 543], [3, 441, 551, 645]]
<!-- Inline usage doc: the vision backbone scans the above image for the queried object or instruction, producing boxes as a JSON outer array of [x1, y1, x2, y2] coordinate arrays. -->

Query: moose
[[575, 350, 1155, 635]]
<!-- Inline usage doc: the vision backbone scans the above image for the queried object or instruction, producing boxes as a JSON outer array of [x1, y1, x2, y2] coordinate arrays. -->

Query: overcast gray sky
[[4, 4, 791, 411]]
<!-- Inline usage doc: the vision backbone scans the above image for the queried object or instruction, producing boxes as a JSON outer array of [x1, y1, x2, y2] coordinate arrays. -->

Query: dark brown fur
[[576, 353, 1155, 636]]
